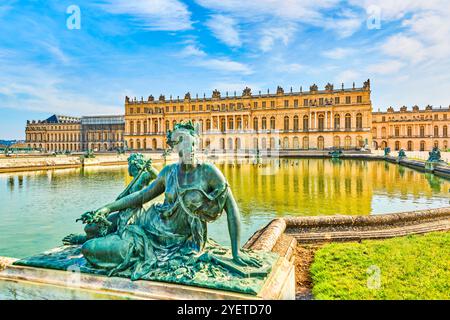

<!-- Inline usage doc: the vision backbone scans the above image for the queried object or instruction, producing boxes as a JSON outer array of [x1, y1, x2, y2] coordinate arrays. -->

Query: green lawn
[[310, 232, 450, 300]]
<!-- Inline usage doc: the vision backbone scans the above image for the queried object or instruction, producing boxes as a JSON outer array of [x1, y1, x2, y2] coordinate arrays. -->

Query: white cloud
[[195, 58, 252, 75], [205, 15, 241, 47], [323, 9, 363, 38], [178, 44, 207, 57], [335, 70, 360, 84], [381, 34, 425, 64], [100, 0, 192, 31], [366, 60, 405, 75], [322, 48, 355, 59], [259, 23, 297, 52]]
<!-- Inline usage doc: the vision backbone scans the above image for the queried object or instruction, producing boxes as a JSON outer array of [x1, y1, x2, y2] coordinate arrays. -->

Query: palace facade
[[25, 80, 450, 153], [25, 114, 125, 152], [372, 105, 449, 151], [124, 81, 373, 152]]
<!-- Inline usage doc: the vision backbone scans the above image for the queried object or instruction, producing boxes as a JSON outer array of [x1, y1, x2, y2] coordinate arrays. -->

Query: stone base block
[[0, 256, 294, 300]]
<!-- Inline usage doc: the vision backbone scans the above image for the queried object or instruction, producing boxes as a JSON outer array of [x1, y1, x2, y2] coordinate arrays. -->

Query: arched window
[[407, 141, 413, 151], [165, 120, 170, 132], [129, 121, 134, 134], [420, 126, 425, 137], [129, 139, 134, 149], [284, 116, 289, 131], [395, 141, 400, 151], [152, 139, 157, 149], [137, 121, 141, 134], [270, 137, 276, 149], [153, 120, 158, 133], [136, 139, 141, 150], [318, 114, 324, 131], [143, 121, 148, 133], [356, 113, 363, 129], [317, 136, 324, 150], [253, 138, 258, 149], [293, 116, 299, 131], [434, 141, 439, 148], [221, 118, 226, 132], [443, 125, 448, 137], [381, 127, 386, 138], [220, 138, 225, 149], [206, 119, 211, 131], [334, 136, 341, 148], [143, 139, 147, 150], [302, 136, 309, 149], [227, 138, 233, 150], [344, 136, 351, 149], [235, 138, 241, 150], [420, 140, 425, 151], [261, 138, 267, 149], [345, 113, 351, 130], [372, 127, 377, 138], [236, 117, 242, 129], [262, 117, 267, 130], [283, 137, 289, 149], [434, 126, 439, 137], [395, 126, 400, 137], [334, 114, 340, 129], [228, 117, 234, 130], [303, 115, 309, 132], [253, 117, 258, 131], [293, 137, 299, 148], [270, 116, 275, 130]]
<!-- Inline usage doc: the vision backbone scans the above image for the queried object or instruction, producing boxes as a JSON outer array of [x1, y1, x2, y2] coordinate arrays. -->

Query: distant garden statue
[[427, 147, 443, 163], [84, 149, 95, 159], [329, 149, 343, 159], [384, 147, 391, 157], [398, 149, 406, 159]]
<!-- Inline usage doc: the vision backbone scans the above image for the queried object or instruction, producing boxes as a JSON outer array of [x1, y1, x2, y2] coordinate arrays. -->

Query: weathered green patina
[[14, 121, 276, 295], [427, 147, 443, 163], [384, 147, 391, 157]]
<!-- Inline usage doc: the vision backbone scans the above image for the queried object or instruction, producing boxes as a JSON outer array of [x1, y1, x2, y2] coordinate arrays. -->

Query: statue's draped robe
[[84, 164, 229, 280]]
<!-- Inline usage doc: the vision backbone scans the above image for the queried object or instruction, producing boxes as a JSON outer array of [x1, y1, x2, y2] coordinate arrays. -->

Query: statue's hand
[[232, 251, 262, 268], [77, 207, 111, 225]]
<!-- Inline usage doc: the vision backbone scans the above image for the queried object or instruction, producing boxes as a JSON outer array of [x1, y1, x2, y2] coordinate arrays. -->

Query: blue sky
[[1, 0, 449, 139]]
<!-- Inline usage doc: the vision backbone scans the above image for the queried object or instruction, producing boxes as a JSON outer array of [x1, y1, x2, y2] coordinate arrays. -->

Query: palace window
[[372, 127, 377, 138], [303, 115, 309, 132], [345, 96, 351, 104], [319, 98, 324, 105], [318, 114, 324, 131], [334, 114, 340, 129], [420, 126, 425, 137], [434, 126, 439, 137], [220, 118, 226, 132], [180, 106, 184, 112], [443, 125, 448, 137], [284, 116, 289, 131], [173, 106, 176, 112], [284, 100, 289, 107], [165, 120, 170, 132], [137, 108, 141, 114], [335, 97, 340, 104], [345, 113, 351, 129], [253, 117, 258, 131], [253, 102, 258, 108], [304, 99, 308, 106], [199, 105, 203, 111], [357, 96, 362, 103], [262, 117, 267, 130], [407, 126, 412, 137], [237, 117, 242, 129], [192, 105, 196, 111], [270, 117, 276, 130], [270, 101, 275, 108], [395, 126, 400, 137], [434, 114, 439, 120], [130, 108, 134, 114], [407, 141, 413, 151], [293, 116, 299, 131], [206, 119, 211, 131], [356, 113, 363, 129], [294, 99, 299, 107], [262, 101, 266, 109]]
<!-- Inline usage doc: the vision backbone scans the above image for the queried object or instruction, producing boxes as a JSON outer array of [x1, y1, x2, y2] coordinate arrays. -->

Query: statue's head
[[166, 120, 200, 165], [127, 153, 150, 177]]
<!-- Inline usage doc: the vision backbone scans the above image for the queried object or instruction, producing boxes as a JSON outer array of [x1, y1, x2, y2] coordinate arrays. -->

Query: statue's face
[[128, 163, 140, 177], [171, 130, 198, 165]]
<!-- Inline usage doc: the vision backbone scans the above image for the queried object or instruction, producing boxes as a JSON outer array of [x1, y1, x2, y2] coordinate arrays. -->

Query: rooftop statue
[[242, 87, 252, 97], [76, 121, 263, 280]]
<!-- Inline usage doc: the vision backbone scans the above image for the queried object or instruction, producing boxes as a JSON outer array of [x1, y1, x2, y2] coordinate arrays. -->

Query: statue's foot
[[62, 234, 87, 245]]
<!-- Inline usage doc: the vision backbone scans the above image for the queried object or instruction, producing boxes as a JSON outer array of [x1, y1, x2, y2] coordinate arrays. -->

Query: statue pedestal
[[0, 255, 294, 300]]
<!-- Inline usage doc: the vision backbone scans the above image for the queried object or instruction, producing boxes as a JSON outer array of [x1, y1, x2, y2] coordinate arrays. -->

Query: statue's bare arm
[[95, 165, 170, 215]]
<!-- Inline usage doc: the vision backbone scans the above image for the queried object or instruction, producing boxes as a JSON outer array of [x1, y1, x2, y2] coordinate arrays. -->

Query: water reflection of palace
[[215, 158, 449, 216]]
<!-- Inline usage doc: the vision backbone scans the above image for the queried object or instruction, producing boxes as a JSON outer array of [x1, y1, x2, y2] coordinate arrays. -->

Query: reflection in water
[[0, 159, 449, 258]]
